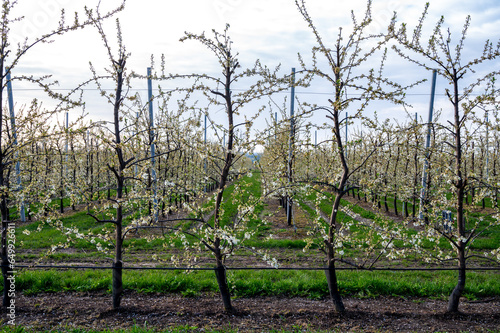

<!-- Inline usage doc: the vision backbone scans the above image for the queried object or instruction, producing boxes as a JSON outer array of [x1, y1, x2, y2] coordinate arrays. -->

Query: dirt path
[[7, 292, 499, 332]]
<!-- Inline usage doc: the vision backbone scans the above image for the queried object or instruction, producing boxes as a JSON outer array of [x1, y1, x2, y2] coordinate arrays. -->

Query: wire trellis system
[[8, 265, 500, 271]]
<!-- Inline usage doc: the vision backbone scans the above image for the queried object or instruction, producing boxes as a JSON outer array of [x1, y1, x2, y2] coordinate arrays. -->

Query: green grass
[[245, 239, 307, 249], [8, 269, 500, 300]]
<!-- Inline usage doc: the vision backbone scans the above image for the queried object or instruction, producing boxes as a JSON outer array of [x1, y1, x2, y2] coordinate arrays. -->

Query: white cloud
[[5, 0, 500, 133]]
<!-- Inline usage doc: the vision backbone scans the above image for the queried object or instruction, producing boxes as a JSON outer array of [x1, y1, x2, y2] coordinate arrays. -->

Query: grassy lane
[[9, 269, 500, 300]]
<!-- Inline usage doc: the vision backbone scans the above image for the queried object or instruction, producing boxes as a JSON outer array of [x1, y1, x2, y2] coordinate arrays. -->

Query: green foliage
[[8, 269, 500, 299]]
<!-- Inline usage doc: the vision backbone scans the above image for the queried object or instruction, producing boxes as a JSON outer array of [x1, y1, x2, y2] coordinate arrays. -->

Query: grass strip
[[9, 269, 500, 300]]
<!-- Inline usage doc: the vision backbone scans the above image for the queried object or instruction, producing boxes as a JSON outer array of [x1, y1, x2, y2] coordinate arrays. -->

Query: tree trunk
[[448, 248, 466, 312], [449, 72, 466, 314], [60, 152, 64, 214], [326, 181, 346, 313], [287, 196, 293, 226], [1, 185, 12, 307], [214, 264, 232, 312], [393, 194, 398, 216], [325, 261, 345, 313], [412, 197, 416, 217], [112, 260, 123, 309], [1, 221, 11, 308], [210, 60, 235, 313]]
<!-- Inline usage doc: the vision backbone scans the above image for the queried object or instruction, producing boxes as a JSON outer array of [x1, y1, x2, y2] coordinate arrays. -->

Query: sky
[[7, 0, 500, 146]]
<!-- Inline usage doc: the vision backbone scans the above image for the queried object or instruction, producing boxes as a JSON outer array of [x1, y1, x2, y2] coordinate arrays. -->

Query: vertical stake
[[65, 112, 69, 210], [345, 111, 348, 161], [147, 67, 158, 222], [135, 111, 139, 180], [419, 69, 437, 220], [485, 111, 489, 180], [275, 111, 278, 140], [204, 114, 207, 192], [5, 68, 24, 222]]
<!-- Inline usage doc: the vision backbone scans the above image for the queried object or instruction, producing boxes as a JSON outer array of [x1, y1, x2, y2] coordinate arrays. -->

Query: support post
[[147, 67, 158, 222], [204, 114, 207, 192], [419, 69, 437, 220], [275, 111, 278, 140], [134, 111, 139, 180], [485, 111, 489, 180], [5, 69, 25, 222]]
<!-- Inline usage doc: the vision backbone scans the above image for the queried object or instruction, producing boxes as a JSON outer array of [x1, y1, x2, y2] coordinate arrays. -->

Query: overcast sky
[[8, 0, 500, 144]]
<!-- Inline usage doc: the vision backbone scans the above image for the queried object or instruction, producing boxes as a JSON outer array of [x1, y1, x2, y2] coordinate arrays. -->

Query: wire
[[8, 264, 500, 271], [9, 87, 480, 96]]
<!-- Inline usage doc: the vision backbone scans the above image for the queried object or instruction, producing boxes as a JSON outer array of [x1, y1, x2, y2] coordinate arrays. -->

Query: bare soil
[[9, 193, 500, 331], [5, 292, 500, 332]]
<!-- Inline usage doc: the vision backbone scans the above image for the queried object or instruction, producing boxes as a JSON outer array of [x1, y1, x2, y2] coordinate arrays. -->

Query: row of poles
[[5, 67, 160, 223], [5, 66, 492, 225]]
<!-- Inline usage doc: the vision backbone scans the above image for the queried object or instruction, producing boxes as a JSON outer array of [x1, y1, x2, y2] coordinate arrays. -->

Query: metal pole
[[135, 111, 139, 179], [275, 111, 278, 140], [5, 68, 25, 222], [345, 111, 348, 144], [65, 112, 69, 159], [147, 67, 158, 222], [287, 68, 296, 229], [419, 69, 437, 220], [345, 111, 348, 161], [204, 114, 207, 192]]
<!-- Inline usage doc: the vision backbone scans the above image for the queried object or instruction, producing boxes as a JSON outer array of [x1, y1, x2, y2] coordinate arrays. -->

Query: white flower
[[229, 236, 239, 245], [23, 229, 31, 236]]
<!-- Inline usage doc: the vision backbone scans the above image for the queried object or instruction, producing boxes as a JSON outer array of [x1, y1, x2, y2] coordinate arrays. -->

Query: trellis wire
[[8, 264, 500, 271]]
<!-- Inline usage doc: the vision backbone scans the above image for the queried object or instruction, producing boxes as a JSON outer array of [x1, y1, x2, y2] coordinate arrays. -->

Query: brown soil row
[[5, 292, 499, 332]]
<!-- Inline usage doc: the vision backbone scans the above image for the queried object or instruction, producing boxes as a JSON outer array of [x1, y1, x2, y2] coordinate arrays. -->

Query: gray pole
[[345, 111, 348, 160], [345, 112, 348, 144], [5, 68, 25, 222], [65, 112, 70, 210], [485, 111, 489, 180], [204, 114, 207, 192], [147, 67, 158, 222], [419, 69, 437, 220], [65, 112, 69, 159], [135, 111, 139, 179], [275, 111, 278, 140]]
